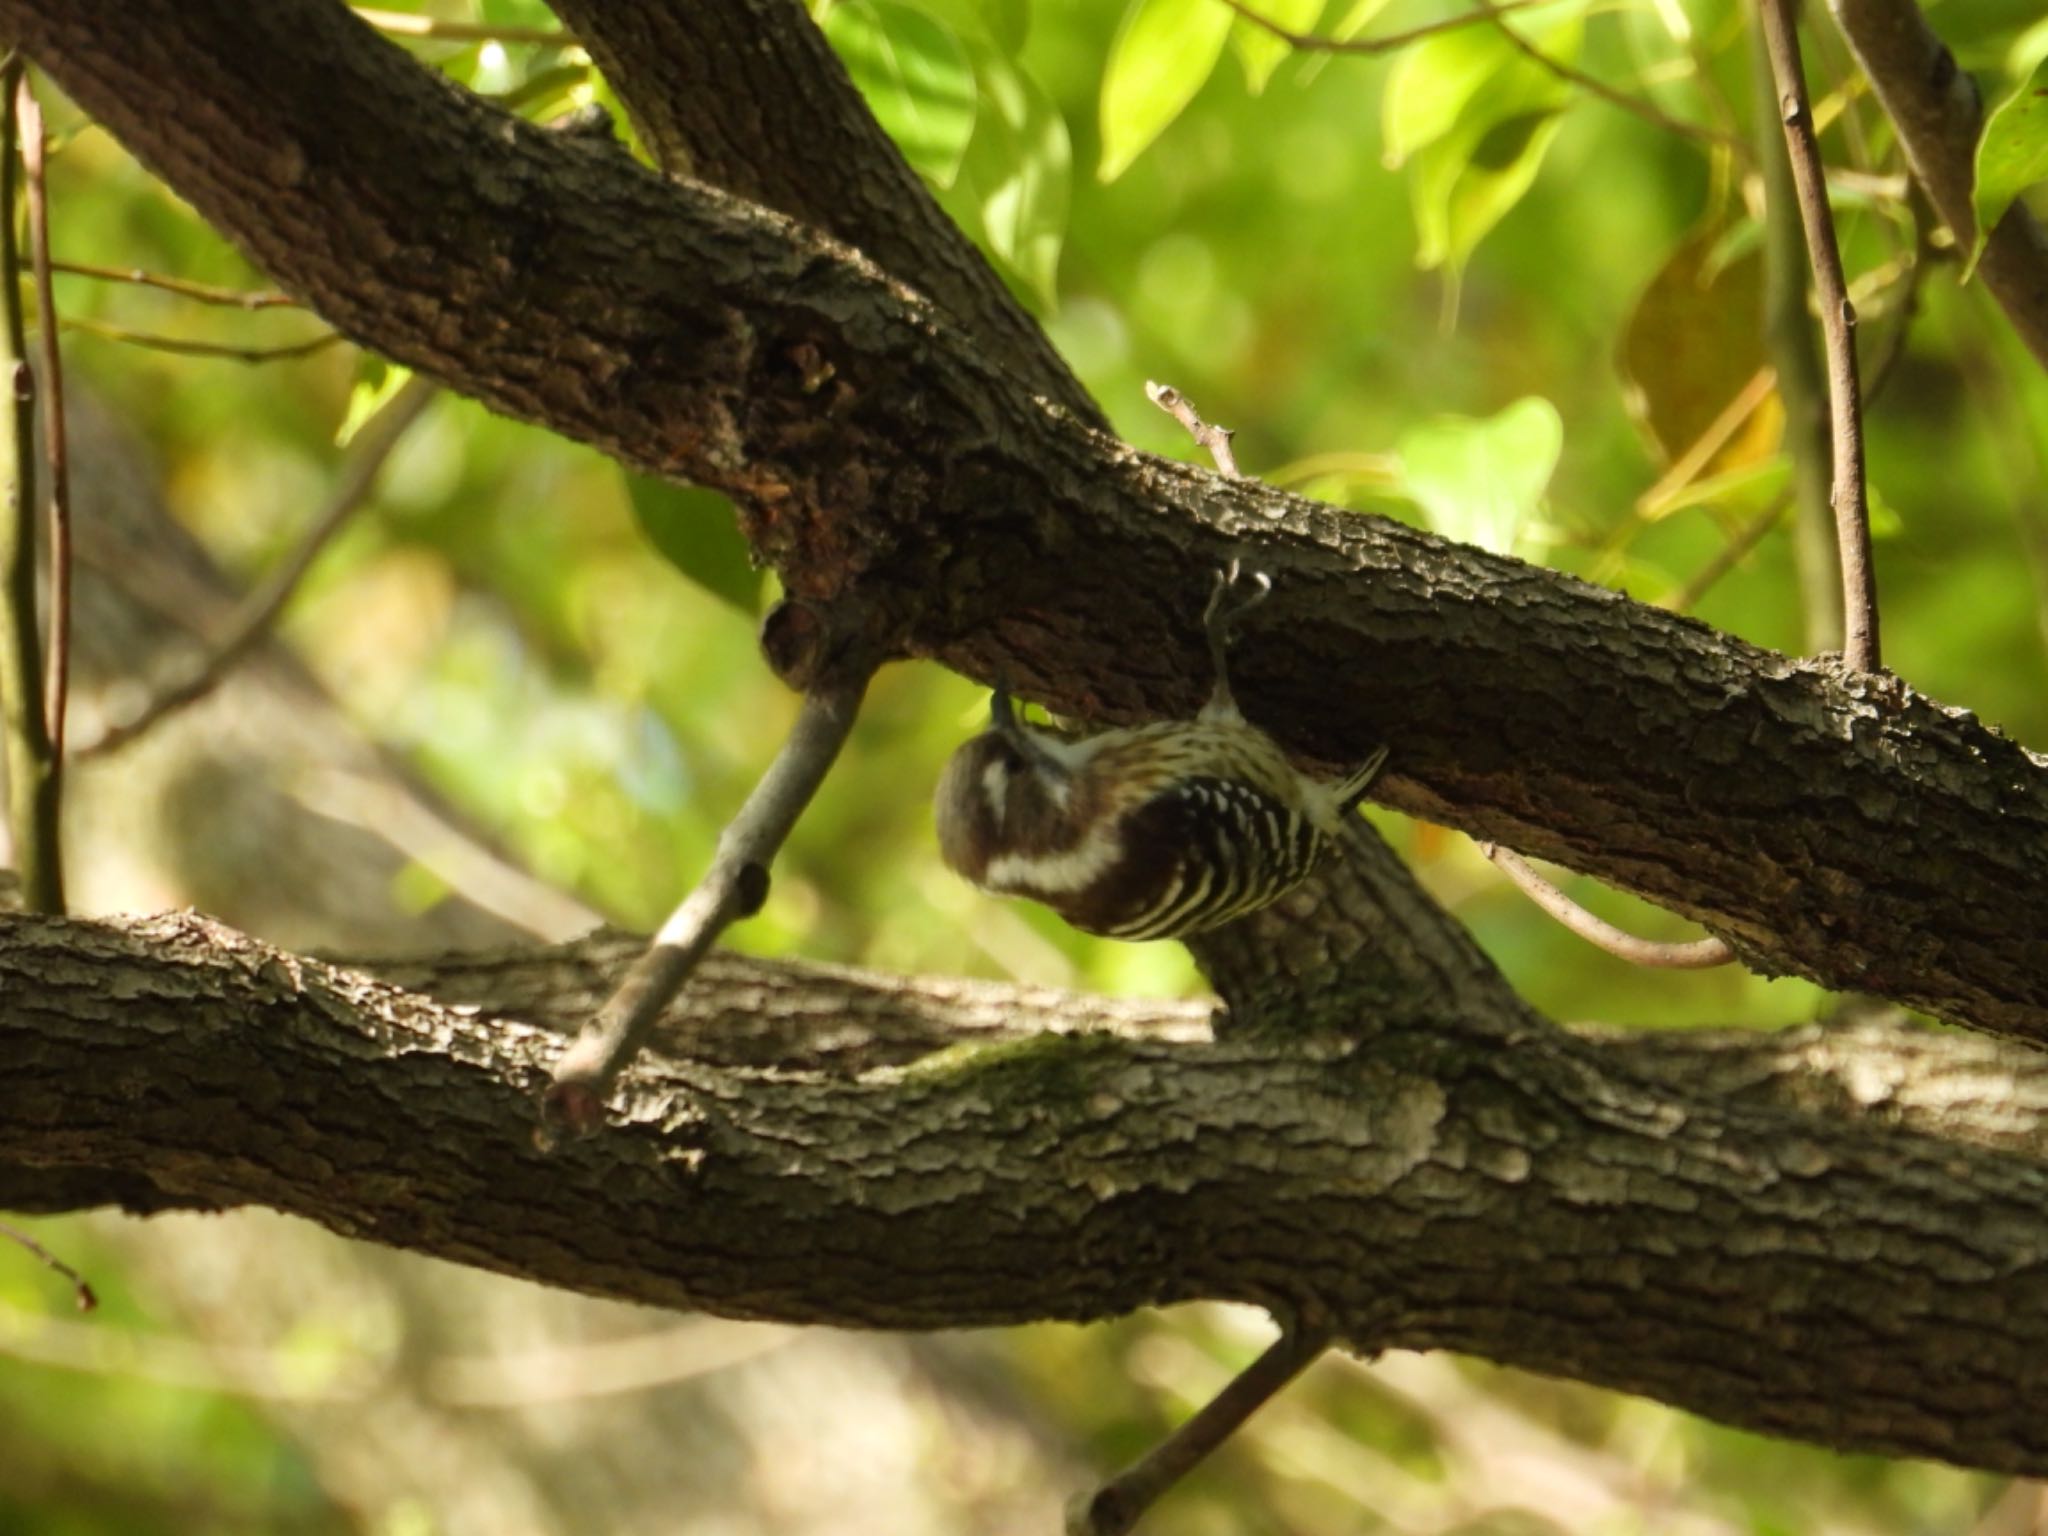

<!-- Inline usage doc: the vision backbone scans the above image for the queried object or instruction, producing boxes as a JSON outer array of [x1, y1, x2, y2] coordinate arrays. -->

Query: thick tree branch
[[8, 905, 2048, 1475], [9, 0, 2047, 1044], [542, 0, 1101, 429], [1827, 0, 2048, 371]]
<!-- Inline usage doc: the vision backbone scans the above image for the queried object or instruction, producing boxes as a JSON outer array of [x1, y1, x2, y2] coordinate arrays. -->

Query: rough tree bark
[[6, 0, 2048, 1493]]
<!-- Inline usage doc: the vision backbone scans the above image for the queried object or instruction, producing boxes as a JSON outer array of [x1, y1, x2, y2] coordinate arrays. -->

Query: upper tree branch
[[8, 0, 2047, 1041], [1828, 0, 2048, 370], [542, 0, 1102, 429], [8, 905, 2048, 1476]]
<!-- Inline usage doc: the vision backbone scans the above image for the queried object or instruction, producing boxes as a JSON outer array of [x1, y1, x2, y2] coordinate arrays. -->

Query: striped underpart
[[968, 712, 1348, 939]]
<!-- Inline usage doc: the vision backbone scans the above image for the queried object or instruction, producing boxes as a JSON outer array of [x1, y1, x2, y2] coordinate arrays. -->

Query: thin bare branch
[[1146, 380, 1239, 477], [61, 315, 341, 363], [545, 674, 872, 1132], [1071, 1325, 1330, 1535], [51, 258, 295, 310], [1482, 844, 1733, 968], [0, 1220, 95, 1311], [1758, 0, 1878, 670], [1657, 492, 1791, 613], [1220, 0, 1544, 56], [0, 55, 59, 914], [17, 77, 67, 761], [1486, 1, 1743, 150], [1229, 0, 1741, 148], [76, 374, 439, 759]]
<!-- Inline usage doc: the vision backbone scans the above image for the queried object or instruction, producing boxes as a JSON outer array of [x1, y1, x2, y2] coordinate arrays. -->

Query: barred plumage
[[934, 568, 1388, 940]]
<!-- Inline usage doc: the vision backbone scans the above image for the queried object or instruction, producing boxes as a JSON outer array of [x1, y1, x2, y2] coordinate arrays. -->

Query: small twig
[[1634, 365, 1778, 518], [1069, 1324, 1330, 1536], [60, 315, 342, 363], [1146, 380, 1239, 477], [0, 55, 59, 914], [1481, 844, 1733, 968], [1756, 0, 1879, 672], [353, 6, 572, 46], [544, 675, 872, 1133], [1481, 0, 1743, 151], [51, 258, 295, 309], [0, 1220, 95, 1311], [1657, 491, 1791, 613], [1219, 0, 1544, 56], [76, 375, 439, 758], [17, 76, 67, 761]]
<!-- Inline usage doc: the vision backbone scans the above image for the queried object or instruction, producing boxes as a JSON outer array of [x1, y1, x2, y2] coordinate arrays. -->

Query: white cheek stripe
[[984, 825, 1123, 897]]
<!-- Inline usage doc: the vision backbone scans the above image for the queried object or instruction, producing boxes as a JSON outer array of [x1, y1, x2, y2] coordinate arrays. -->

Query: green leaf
[[822, 0, 978, 188], [1383, 24, 1512, 167], [1230, 0, 1325, 96], [1098, 0, 1235, 182], [337, 361, 413, 448], [950, 44, 1071, 308], [1397, 396, 1563, 555], [624, 473, 764, 614], [1389, 16, 1578, 276], [1970, 56, 2048, 275], [1412, 109, 1564, 273]]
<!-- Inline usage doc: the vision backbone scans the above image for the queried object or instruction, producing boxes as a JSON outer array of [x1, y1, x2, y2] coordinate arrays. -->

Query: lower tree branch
[[7, 900, 2048, 1475]]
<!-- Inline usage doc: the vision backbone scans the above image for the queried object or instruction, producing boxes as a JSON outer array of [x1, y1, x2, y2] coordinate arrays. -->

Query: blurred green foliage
[[10, 0, 2048, 1529]]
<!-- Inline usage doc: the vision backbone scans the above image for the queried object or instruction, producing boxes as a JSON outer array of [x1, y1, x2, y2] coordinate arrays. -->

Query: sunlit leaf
[[823, 0, 978, 187], [1230, 0, 1325, 95], [337, 361, 414, 448], [1383, 24, 1511, 167], [1392, 16, 1578, 277], [1098, 0, 1235, 182], [625, 473, 764, 614], [1970, 57, 2048, 275], [951, 43, 1071, 308], [1397, 396, 1563, 554]]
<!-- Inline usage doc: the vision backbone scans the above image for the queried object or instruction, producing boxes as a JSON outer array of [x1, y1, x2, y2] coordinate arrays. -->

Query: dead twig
[[544, 673, 871, 1133], [1070, 1324, 1330, 1535], [1482, 844, 1733, 968], [1146, 380, 1239, 477]]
